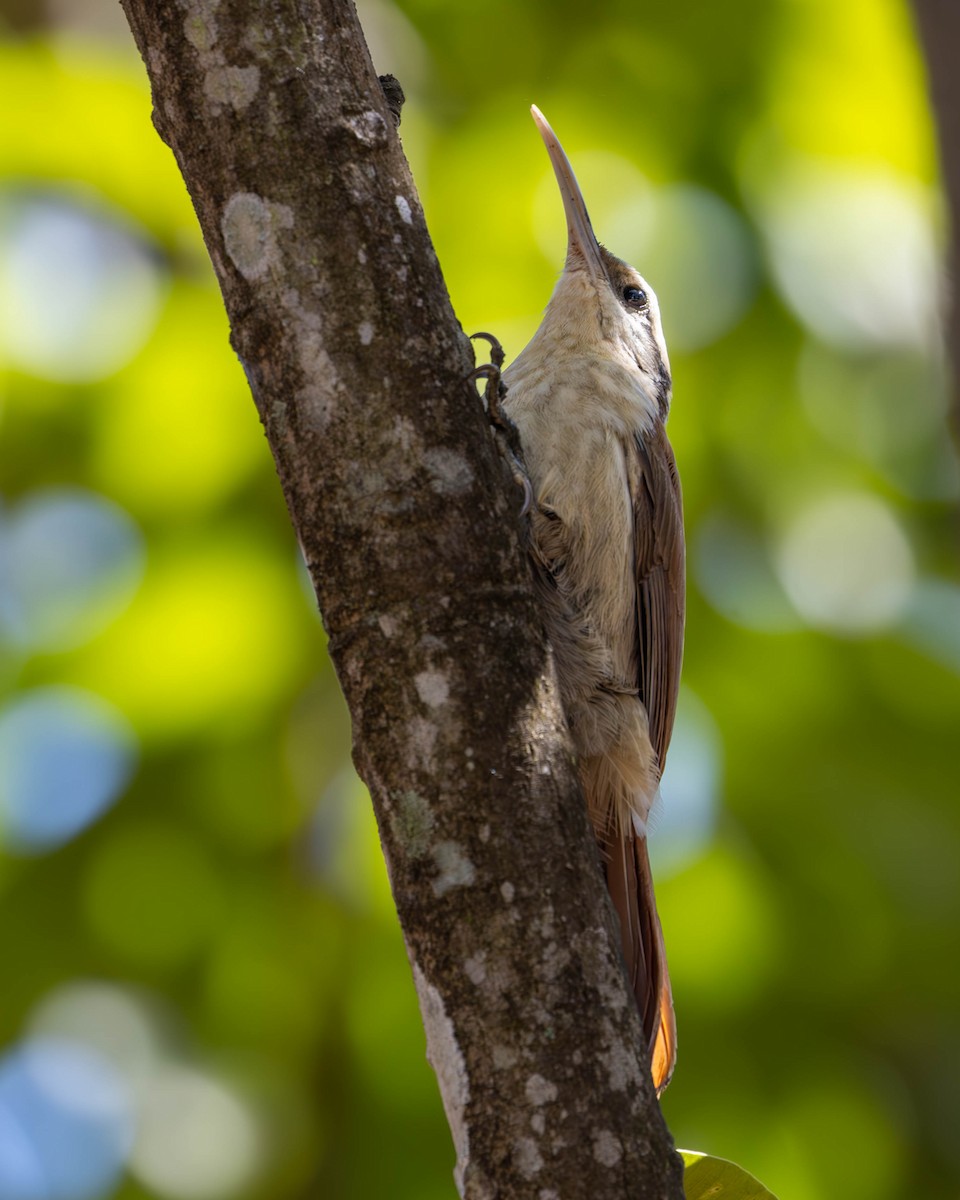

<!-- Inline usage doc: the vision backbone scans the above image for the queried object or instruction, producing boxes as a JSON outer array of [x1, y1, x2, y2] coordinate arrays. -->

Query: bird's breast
[[504, 378, 641, 679]]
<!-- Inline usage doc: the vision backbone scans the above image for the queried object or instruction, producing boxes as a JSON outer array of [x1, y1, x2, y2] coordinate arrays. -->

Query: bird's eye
[[622, 286, 647, 307]]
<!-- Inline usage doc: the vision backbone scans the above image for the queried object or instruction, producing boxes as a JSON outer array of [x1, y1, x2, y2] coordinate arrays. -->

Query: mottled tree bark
[[118, 2, 684, 1196], [912, 0, 960, 432]]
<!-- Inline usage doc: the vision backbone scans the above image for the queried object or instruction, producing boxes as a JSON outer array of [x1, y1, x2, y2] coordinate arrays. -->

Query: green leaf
[[680, 1151, 779, 1200]]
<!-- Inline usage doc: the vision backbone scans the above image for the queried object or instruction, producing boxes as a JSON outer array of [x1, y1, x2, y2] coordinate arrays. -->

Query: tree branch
[[118, 1, 684, 1195], [911, 0, 960, 431]]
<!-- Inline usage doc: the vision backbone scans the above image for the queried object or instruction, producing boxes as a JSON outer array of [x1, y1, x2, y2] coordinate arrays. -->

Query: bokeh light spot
[[28, 982, 163, 1094], [0, 1038, 132, 1200], [0, 687, 136, 853], [82, 821, 224, 970], [0, 195, 164, 382], [694, 512, 801, 632], [798, 342, 947, 455], [797, 343, 958, 501], [775, 492, 915, 634], [130, 1064, 263, 1200], [901, 578, 960, 676], [758, 167, 939, 351], [0, 489, 144, 652], [653, 690, 722, 877], [23, 983, 280, 1199]]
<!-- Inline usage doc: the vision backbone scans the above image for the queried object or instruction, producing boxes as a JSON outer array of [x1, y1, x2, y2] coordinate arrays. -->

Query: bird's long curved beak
[[531, 105, 606, 284]]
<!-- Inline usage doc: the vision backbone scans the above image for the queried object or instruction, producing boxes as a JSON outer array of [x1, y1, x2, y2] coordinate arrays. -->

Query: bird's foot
[[469, 331, 508, 424], [469, 331, 531, 515]]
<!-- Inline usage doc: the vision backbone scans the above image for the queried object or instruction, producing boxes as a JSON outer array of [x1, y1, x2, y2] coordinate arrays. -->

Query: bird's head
[[527, 106, 671, 417]]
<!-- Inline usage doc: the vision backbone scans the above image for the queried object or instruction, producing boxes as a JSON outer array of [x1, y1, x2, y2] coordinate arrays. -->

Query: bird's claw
[[468, 331, 507, 423], [468, 331, 531, 516], [514, 464, 533, 517], [470, 331, 505, 370], [469, 332, 519, 453]]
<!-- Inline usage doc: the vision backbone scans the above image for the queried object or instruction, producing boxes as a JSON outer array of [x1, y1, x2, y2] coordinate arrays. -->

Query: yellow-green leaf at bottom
[[680, 1151, 779, 1200]]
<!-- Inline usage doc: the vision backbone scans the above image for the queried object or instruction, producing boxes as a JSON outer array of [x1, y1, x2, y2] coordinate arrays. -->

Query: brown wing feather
[[630, 427, 685, 775], [624, 424, 684, 1094]]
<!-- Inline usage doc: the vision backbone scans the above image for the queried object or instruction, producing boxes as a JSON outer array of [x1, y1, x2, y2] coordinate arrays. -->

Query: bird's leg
[[469, 331, 532, 514]]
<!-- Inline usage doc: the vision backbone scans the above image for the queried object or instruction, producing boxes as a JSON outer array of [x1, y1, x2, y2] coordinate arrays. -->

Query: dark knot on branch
[[378, 74, 405, 127]]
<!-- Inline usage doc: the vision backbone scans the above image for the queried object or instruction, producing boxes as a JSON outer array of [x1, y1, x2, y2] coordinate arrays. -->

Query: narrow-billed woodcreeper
[[502, 107, 684, 1094]]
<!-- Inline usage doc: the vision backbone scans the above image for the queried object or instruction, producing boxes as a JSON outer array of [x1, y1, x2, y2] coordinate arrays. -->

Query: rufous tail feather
[[602, 831, 676, 1095]]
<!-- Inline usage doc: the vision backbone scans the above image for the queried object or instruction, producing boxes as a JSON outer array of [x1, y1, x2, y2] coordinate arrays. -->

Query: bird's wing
[[622, 424, 684, 1093], [630, 426, 685, 774]]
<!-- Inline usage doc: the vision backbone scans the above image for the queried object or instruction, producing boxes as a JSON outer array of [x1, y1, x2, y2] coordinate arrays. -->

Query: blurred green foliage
[[0, 1, 958, 1198]]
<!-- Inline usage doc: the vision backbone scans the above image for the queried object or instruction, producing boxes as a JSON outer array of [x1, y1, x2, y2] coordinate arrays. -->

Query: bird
[[501, 106, 684, 1095]]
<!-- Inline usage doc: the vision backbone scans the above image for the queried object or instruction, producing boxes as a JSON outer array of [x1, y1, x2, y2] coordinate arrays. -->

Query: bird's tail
[[603, 831, 676, 1095]]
